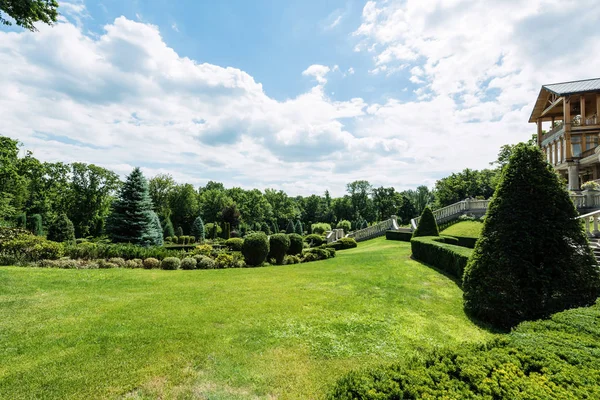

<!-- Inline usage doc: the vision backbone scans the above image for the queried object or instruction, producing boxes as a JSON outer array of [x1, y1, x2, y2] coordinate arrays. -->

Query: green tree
[[148, 174, 175, 219], [286, 220, 295, 234], [191, 216, 205, 242], [169, 183, 198, 234], [412, 207, 439, 237], [28, 213, 43, 236], [162, 216, 175, 238], [397, 194, 416, 224], [0, 0, 58, 31], [463, 144, 600, 330], [147, 211, 164, 246], [264, 189, 299, 228], [402, 186, 434, 216], [106, 168, 155, 245], [221, 203, 241, 228], [198, 188, 230, 224], [47, 213, 75, 243], [434, 168, 497, 207], [347, 180, 374, 221]]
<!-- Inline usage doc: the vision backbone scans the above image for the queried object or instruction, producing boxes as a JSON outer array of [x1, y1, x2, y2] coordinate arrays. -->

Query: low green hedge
[[326, 237, 358, 251], [452, 235, 478, 248], [385, 230, 412, 242], [328, 300, 600, 399], [410, 236, 473, 283]]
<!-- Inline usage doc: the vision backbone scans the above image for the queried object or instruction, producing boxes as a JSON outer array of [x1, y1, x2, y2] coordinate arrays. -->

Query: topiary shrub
[[194, 254, 216, 269], [285, 255, 301, 264], [463, 144, 600, 330], [269, 233, 290, 265], [411, 236, 473, 282], [242, 232, 269, 267], [412, 206, 439, 237], [47, 214, 75, 243], [336, 220, 351, 233], [143, 257, 160, 269], [286, 220, 295, 234], [180, 257, 197, 270], [162, 217, 175, 239], [15, 213, 26, 229], [225, 237, 244, 251], [287, 233, 303, 255], [294, 220, 303, 235], [312, 222, 332, 235], [161, 257, 181, 270], [304, 234, 325, 247], [176, 226, 184, 237]]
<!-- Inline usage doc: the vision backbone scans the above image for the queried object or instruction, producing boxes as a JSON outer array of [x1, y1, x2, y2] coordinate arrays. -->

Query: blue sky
[[1, 0, 599, 196]]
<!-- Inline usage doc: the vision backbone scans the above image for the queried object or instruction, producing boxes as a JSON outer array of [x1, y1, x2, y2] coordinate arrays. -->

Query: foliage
[[161, 257, 181, 270], [193, 244, 213, 256], [142, 257, 160, 269], [302, 246, 335, 261], [175, 226, 184, 237], [582, 180, 600, 190], [311, 222, 331, 235], [162, 216, 175, 238], [194, 254, 216, 269], [434, 168, 497, 207], [180, 257, 197, 270], [336, 220, 351, 233], [46, 214, 75, 243], [147, 211, 164, 246], [221, 203, 241, 227], [225, 237, 244, 251], [385, 230, 412, 242], [464, 144, 600, 330], [242, 232, 269, 267], [15, 213, 26, 229], [63, 242, 183, 261], [287, 233, 303, 255], [286, 220, 295, 234], [27, 213, 42, 236], [269, 233, 290, 265], [329, 300, 600, 399], [215, 253, 235, 269], [106, 168, 155, 246], [304, 234, 325, 247], [410, 236, 473, 282], [0, 0, 59, 31], [412, 207, 439, 237], [0, 233, 63, 262], [190, 216, 205, 242], [326, 237, 358, 251], [294, 220, 303, 235], [401, 185, 434, 216]]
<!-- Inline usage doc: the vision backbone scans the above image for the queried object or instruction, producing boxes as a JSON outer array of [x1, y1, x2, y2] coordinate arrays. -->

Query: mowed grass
[[0, 238, 494, 399], [441, 221, 483, 237]]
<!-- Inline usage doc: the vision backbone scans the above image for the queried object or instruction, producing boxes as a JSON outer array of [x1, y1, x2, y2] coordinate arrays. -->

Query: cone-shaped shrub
[[176, 226, 184, 237], [295, 220, 303, 235], [272, 221, 279, 234], [106, 168, 156, 245], [242, 232, 269, 267], [146, 211, 164, 246], [463, 143, 600, 330], [286, 220, 295, 234], [47, 214, 75, 243], [269, 233, 290, 265], [412, 206, 439, 237], [162, 217, 175, 238], [191, 216, 205, 242]]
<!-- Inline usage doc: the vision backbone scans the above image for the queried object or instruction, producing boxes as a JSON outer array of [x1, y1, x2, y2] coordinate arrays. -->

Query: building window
[[587, 134, 599, 151]]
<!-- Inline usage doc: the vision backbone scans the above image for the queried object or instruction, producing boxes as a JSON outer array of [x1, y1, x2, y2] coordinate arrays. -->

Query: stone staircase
[[589, 238, 600, 264]]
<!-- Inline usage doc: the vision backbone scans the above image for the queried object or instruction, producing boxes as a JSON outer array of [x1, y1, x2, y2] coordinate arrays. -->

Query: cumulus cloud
[[302, 64, 331, 84]]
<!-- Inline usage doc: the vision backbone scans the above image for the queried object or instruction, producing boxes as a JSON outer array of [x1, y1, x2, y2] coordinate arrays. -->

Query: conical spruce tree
[[162, 216, 175, 238], [463, 144, 600, 330], [106, 168, 156, 245], [47, 214, 75, 243], [412, 206, 439, 237], [191, 216, 205, 242], [146, 211, 164, 246], [295, 220, 303, 235], [286, 220, 295, 234], [272, 221, 279, 234]]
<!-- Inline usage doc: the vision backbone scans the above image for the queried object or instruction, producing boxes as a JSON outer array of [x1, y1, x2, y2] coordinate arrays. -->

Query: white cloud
[[347, 67, 355, 75], [328, 15, 343, 29], [302, 64, 331, 84], [171, 23, 179, 32]]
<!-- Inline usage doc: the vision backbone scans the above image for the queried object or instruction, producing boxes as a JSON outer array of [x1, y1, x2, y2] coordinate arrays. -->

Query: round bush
[[125, 258, 143, 269], [225, 238, 244, 251], [287, 233, 303, 255], [269, 233, 290, 265], [161, 257, 181, 270], [311, 223, 332, 235], [242, 232, 270, 267], [108, 257, 126, 268], [143, 257, 161, 269], [304, 234, 325, 247], [336, 220, 351, 233], [181, 257, 197, 270], [194, 254, 216, 269]]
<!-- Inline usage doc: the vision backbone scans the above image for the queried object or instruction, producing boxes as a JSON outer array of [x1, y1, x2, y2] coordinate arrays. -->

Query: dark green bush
[[327, 237, 358, 251], [287, 233, 303, 255], [242, 232, 269, 267], [143, 257, 160, 269], [63, 242, 183, 261], [328, 301, 600, 399], [385, 230, 412, 241], [180, 257, 197, 270], [464, 144, 600, 330], [162, 217, 175, 239], [27, 214, 43, 236], [47, 214, 75, 243], [302, 246, 336, 261], [269, 233, 290, 265], [452, 235, 478, 248], [411, 236, 472, 282], [225, 237, 244, 251], [304, 234, 325, 247], [15, 213, 26, 229], [412, 206, 439, 237], [161, 257, 180, 270]]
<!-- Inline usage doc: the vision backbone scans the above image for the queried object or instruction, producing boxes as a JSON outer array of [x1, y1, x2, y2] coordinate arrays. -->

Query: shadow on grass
[[409, 255, 507, 334]]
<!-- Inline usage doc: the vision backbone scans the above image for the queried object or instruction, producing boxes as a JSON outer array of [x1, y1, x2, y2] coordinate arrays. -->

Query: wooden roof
[[529, 78, 600, 123]]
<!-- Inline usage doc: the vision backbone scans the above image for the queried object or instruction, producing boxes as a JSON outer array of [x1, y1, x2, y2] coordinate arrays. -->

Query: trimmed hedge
[[269, 233, 290, 265], [452, 235, 478, 249], [224, 237, 244, 251], [304, 234, 325, 247], [242, 232, 269, 267], [287, 233, 303, 255], [385, 230, 412, 242], [328, 300, 600, 399], [326, 237, 358, 251], [410, 236, 472, 282]]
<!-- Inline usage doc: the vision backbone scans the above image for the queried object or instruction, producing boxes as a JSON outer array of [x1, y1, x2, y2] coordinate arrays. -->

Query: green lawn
[[0, 238, 494, 399], [441, 221, 483, 237]]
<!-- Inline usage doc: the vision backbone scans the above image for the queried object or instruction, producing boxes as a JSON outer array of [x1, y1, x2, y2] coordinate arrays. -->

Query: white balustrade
[[345, 216, 399, 242], [410, 199, 491, 229], [577, 209, 600, 237]]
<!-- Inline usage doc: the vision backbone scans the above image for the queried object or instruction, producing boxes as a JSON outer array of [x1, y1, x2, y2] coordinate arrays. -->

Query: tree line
[[0, 135, 512, 238]]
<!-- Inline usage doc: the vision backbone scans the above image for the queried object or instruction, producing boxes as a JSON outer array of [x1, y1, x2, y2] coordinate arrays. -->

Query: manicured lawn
[[441, 221, 483, 237], [0, 238, 494, 399]]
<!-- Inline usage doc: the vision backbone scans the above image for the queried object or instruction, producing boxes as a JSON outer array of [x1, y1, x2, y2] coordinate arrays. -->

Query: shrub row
[[302, 246, 336, 262], [328, 300, 600, 399], [410, 236, 473, 283], [165, 235, 196, 245], [385, 230, 412, 242]]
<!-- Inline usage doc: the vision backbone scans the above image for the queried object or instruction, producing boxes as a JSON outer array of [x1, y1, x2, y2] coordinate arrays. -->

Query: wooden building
[[529, 78, 600, 190]]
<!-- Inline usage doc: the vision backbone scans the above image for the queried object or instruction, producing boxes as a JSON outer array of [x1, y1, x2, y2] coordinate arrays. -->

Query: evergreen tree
[[47, 214, 75, 243], [191, 216, 205, 242], [272, 221, 279, 234], [146, 211, 164, 246], [212, 222, 218, 239], [106, 167, 156, 245], [463, 144, 600, 330], [162, 216, 175, 238], [176, 226, 184, 237], [295, 220, 303, 235], [15, 213, 26, 229], [28, 213, 43, 236], [286, 219, 295, 234], [412, 207, 439, 237], [261, 221, 271, 235]]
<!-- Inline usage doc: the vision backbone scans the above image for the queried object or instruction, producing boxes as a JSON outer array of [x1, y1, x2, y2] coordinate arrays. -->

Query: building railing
[[410, 199, 490, 229], [345, 216, 400, 242], [571, 192, 600, 210], [577, 209, 600, 237], [541, 123, 565, 147]]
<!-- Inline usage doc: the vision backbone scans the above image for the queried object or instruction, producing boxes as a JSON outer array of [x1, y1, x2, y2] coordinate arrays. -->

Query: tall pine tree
[[106, 168, 155, 245], [191, 216, 205, 242]]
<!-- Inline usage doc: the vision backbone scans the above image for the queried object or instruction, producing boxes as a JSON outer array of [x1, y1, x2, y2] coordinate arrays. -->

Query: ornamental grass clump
[[463, 143, 600, 330]]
